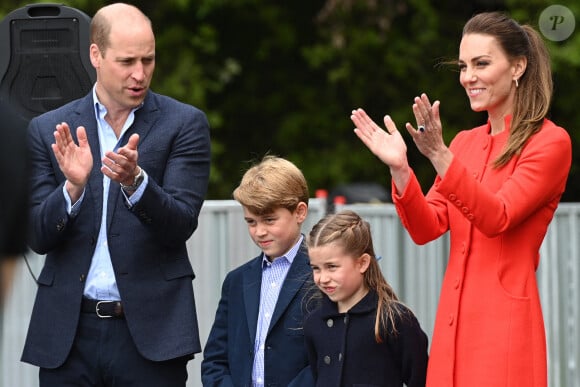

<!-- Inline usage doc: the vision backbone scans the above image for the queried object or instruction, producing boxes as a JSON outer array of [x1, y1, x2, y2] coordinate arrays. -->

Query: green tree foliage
[[1, 0, 578, 200]]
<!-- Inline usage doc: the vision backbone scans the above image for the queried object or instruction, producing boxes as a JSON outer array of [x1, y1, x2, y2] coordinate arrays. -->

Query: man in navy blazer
[[21, 3, 210, 386], [202, 156, 314, 387]]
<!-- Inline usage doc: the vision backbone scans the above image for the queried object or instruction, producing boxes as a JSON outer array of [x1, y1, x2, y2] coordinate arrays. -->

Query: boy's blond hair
[[233, 155, 309, 215]]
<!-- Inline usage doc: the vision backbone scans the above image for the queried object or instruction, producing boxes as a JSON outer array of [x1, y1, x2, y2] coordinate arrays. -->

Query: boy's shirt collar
[[261, 234, 304, 267]]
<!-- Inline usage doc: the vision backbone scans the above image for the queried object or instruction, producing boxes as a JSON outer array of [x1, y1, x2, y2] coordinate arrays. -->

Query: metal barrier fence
[[1, 199, 578, 387]]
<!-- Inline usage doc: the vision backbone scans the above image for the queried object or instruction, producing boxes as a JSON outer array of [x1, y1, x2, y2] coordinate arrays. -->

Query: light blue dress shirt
[[251, 235, 303, 386], [63, 86, 147, 301]]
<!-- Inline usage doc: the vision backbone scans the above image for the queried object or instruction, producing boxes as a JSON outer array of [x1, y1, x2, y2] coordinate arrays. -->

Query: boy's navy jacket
[[201, 242, 315, 387]]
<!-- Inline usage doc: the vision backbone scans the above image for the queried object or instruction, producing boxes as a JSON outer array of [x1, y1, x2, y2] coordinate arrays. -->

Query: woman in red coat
[[351, 11, 572, 387]]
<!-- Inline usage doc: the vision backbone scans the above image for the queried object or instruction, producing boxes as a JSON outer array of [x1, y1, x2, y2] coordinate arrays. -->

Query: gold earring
[[515, 78, 519, 88]]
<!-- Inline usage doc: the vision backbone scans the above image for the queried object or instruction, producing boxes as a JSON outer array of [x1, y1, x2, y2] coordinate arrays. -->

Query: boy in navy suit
[[202, 155, 314, 386]]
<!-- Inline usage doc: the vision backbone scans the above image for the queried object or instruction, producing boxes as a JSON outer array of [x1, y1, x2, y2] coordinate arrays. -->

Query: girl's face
[[458, 33, 525, 119], [309, 242, 370, 313], [243, 203, 307, 260]]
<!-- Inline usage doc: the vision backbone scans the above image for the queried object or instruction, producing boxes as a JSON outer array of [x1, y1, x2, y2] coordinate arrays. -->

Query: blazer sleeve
[[288, 366, 315, 387], [26, 112, 78, 254], [201, 272, 236, 387], [129, 102, 211, 247]]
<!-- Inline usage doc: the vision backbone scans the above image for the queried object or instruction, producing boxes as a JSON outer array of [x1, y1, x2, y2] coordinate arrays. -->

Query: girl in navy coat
[[305, 210, 428, 386]]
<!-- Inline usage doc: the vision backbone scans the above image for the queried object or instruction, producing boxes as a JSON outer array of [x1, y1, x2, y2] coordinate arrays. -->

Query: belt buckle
[[95, 300, 114, 318]]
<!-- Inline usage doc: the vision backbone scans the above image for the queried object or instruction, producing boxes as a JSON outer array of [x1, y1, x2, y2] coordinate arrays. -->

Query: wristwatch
[[120, 166, 144, 192]]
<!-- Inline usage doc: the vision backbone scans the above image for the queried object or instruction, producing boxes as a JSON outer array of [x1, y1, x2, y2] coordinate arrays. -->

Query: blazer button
[[324, 355, 331, 365], [338, 353, 343, 362], [56, 219, 65, 231], [79, 274, 86, 282], [326, 318, 333, 328]]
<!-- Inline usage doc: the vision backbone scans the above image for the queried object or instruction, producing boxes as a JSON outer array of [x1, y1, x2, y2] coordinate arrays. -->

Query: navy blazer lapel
[[104, 92, 159, 227], [243, 256, 264, 344], [268, 243, 311, 333], [119, 91, 159, 145]]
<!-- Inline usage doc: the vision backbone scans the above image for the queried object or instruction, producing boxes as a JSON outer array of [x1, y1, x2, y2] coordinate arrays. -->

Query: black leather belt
[[81, 297, 124, 318]]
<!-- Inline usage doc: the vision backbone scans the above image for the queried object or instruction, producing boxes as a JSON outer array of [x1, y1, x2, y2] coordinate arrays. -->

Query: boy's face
[[243, 203, 307, 260]]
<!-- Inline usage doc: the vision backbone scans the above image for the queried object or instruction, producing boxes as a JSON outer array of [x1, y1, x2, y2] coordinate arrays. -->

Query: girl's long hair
[[307, 210, 403, 342]]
